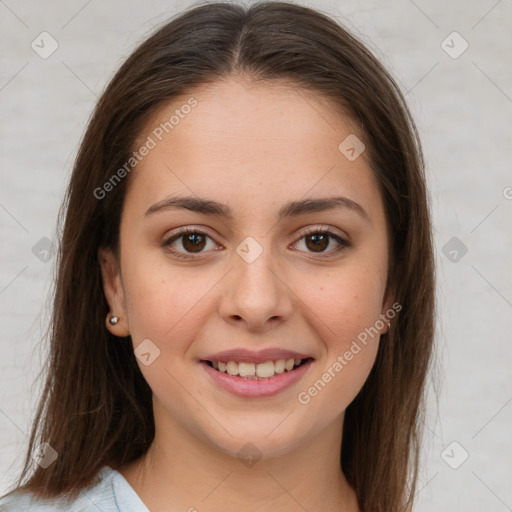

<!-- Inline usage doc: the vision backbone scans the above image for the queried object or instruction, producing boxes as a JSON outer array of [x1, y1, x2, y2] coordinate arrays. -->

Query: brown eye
[[162, 227, 350, 260], [181, 232, 207, 252], [305, 232, 330, 252], [294, 228, 350, 256], [162, 228, 218, 258]]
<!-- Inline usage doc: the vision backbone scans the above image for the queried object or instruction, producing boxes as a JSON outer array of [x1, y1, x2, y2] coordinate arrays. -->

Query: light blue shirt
[[0, 465, 149, 511]]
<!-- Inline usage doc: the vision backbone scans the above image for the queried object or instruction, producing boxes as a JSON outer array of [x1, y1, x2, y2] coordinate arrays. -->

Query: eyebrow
[[144, 195, 370, 223]]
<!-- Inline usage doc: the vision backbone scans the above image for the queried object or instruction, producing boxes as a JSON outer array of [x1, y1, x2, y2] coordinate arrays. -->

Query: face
[[100, 76, 393, 459]]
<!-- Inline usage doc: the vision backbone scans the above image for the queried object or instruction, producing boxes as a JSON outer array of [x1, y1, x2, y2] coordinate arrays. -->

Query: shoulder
[[0, 466, 124, 512]]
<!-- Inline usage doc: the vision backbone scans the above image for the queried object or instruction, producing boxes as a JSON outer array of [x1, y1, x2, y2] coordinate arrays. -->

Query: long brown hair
[[3, 2, 436, 510]]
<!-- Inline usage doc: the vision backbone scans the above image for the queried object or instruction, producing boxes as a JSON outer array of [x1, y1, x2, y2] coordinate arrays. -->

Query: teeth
[[238, 362, 255, 377], [210, 357, 305, 378], [226, 361, 238, 376], [256, 361, 275, 378], [274, 359, 286, 374]]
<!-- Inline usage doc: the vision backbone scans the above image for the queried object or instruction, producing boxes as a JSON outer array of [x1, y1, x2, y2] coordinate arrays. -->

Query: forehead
[[136, 76, 361, 154], [125, 76, 383, 225]]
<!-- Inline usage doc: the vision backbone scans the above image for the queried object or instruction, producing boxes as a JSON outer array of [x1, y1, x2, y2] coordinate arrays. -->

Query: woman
[[0, 2, 436, 511]]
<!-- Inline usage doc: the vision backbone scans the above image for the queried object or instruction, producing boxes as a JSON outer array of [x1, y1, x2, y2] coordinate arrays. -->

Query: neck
[[119, 399, 360, 511]]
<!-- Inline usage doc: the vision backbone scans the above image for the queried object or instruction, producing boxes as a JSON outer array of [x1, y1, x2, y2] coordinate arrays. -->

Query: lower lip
[[200, 359, 313, 398]]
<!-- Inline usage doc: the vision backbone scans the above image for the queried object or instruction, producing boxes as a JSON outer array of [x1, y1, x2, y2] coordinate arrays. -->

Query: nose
[[218, 238, 293, 332]]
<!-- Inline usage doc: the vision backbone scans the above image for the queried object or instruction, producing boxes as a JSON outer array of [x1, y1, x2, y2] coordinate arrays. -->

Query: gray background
[[1, 0, 511, 510]]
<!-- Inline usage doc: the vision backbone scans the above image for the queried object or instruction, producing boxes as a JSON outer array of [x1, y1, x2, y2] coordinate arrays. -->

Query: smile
[[200, 358, 314, 398], [205, 358, 309, 379]]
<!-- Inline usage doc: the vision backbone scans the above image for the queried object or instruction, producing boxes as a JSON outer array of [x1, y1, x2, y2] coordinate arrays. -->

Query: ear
[[98, 247, 130, 337], [378, 282, 396, 336]]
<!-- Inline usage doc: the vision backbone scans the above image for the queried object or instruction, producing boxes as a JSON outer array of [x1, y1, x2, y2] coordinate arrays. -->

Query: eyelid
[[290, 226, 351, 256], [160, 226, 221, 258], [161, 224, 350, 258], [294, 224, 349, 242]]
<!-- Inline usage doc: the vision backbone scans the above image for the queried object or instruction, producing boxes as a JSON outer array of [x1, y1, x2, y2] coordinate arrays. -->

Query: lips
[[200, 348, 314, 379], [200, 357, 314, 398], [199, 347, 315, 397]]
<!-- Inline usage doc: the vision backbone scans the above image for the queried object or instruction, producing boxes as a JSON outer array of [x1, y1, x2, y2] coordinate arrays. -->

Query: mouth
[[201, 357, 314, 380]]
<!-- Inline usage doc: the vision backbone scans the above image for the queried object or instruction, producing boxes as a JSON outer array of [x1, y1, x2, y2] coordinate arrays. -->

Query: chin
[[202, 418, 307, 461]]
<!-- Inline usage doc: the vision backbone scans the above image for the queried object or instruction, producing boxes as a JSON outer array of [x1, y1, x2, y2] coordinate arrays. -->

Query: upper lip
[[201, 348, 314, 364]]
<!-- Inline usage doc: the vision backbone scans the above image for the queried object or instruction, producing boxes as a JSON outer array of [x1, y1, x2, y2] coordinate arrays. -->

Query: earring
[[109, 315, 119, 325]]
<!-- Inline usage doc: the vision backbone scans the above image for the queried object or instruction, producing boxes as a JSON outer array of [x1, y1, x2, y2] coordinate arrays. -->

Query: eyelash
[[161, 226, 351, 260]]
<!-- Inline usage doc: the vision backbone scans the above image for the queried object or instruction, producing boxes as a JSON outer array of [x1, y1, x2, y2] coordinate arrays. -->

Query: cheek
[[299, 263, 386, 348], [121, 255, 213, 346], [296, 283, 383, 414], [294, 260, 386, 407]]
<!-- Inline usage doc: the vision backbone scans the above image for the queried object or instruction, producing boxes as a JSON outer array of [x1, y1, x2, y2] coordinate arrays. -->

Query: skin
[[99, 75, 393, 512]]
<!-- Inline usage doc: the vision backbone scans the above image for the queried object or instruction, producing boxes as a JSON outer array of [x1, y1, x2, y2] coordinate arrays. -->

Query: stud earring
[[109, 315, 119, 325]]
